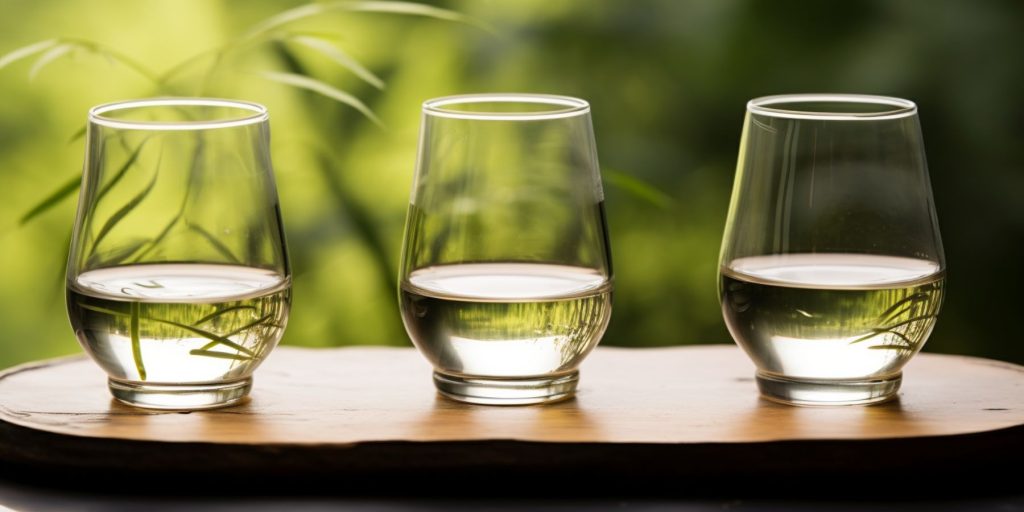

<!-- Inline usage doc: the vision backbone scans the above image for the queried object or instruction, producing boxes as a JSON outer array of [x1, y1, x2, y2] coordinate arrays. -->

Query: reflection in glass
[[66, 98, 291, 410], [400, 94, 613, 405], [719, 94, 945, 406]]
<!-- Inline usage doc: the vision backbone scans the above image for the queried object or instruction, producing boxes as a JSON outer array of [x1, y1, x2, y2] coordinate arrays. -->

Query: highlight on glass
[[719, 94, 945, 406], [399, 94, 613, 405], [66, 98, 291, 410]]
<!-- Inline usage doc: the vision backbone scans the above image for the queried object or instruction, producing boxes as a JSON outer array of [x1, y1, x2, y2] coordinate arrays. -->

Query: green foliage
[[130, 301, 144, 379], [88, 154, 160, 258], [1, 0, 1022, 368], [3, 2, 479, 231], [284, 34, 385, 90], [260, 71, 383, 126], [603, 169, 672, 210], [19, 174, 80, 225], [0, 0, 501, 367]]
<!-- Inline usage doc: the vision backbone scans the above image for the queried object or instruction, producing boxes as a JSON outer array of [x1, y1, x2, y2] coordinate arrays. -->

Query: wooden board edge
[[1, 409, 1021, 471]]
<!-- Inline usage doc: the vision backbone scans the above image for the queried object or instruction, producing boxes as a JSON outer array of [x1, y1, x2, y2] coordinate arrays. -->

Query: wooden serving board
[[0, 346, 1021, 488]]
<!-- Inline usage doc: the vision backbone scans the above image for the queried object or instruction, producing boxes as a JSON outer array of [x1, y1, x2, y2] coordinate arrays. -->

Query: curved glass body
[[399, 94, 613, 405], [719, 94, 945, 406], [66, 98, 291, 410]]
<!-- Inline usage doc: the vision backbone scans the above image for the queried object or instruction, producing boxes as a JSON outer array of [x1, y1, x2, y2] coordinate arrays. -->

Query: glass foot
[[756, 371, 901, 406], [433, 371, 578, 405], [108, 377, 251, 410]]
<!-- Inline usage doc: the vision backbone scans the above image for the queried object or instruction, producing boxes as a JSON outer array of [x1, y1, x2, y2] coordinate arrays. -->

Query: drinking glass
[[399, 94, 613, 405], [719, 94, 945, 406], [66, 98, 291, 410]]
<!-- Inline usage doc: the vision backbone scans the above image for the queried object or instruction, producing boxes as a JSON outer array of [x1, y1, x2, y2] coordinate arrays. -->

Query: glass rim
[[423, 93, 591, 121], [89, 97, 269, 130], [747, 94, 918, 121]]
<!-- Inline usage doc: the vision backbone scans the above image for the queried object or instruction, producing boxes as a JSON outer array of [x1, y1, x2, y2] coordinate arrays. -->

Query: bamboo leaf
[[0, 39, 58, 71], [286, 34, 384, 89], [67, 125, 87, 144], [130, 302, 146, 380], [151, 318, 257, 357], [158, 47, 223, 85], [345, 1, 482, 24], [128, 213, 180, 263], [19, 174, 81, 225], [849, 315, 935, 346], [24, 139, 147, 232], [78, 305, 256, 362], [94, 139, 150, 207], [242, 1, 492, 43], [78, 303, 257, 361], [58, 38, 159, 83], [314, 152, 396, 301], [86, 238, 153, 268], [132, 136, 201, 262], [188, 349, 253, 361], [1, 37, 156, 83], [131, 135, 201, 263], [260, 71, 383, 127], [197, 313, 274, 351], [281, 30, 348, 42], [90, 153, 161, 252], [875, 314, 937, 332], [193, 305, 257, 326], [28, 43, 73, 81], [77, 303, 128, 317], [604, 168, 671, 209], [83, 44, 158, 83], [876, 292, 928, 322], [222, 313, 274, 338], [885, 329, 916, 347], [241, 4, 328, 41], [189, 224, 243, 264], [877, 304, 915, 324], [852, 328, 916, 348]]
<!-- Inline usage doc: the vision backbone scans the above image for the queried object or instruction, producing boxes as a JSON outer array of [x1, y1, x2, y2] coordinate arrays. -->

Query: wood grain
[[0, 345, 1021, 484]]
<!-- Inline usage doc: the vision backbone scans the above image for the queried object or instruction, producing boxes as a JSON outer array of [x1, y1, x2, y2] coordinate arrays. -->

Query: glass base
[[756, 371, 901, 406], [108, 377, 252, 410], [433, 371, 578, 405]]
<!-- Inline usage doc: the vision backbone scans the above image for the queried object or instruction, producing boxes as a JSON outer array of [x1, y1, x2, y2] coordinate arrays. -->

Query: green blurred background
[[1, 0, 1022, 367]]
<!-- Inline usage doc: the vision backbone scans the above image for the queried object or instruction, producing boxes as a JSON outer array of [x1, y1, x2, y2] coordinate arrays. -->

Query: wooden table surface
[[0, 345, 1021, 490]]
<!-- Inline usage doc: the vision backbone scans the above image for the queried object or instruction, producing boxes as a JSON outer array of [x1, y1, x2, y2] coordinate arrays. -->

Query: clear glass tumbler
[[399, 94, 613, 405], [720, 94, 945, 406], [66, 98, 291, 410]]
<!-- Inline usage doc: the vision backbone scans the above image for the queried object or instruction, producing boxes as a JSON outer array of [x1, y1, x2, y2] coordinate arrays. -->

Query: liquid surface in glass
[[720, 253, 944, 380], [68, 264, 290, 383], [400, 263, 612, 378]]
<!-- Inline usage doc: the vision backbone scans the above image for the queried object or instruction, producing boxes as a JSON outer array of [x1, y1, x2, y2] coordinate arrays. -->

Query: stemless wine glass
[[399, 94, 613, 405], [719, 94, 945, 406], [66, 98, 291, 410]]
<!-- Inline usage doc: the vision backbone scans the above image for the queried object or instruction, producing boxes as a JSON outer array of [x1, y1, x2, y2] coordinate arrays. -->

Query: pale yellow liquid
[[400, 263, 612, 378], [68, 264, 290, 383], [720, 254, 944, 380]]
